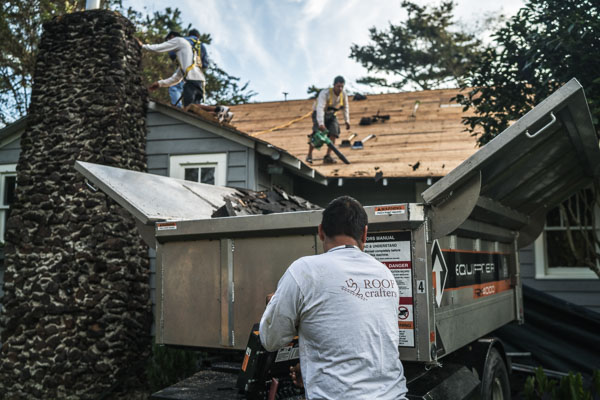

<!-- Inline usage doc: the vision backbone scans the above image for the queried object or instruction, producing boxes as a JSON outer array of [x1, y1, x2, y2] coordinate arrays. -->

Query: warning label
[[374, 205, 406, 215], [157, 222, 177, 231], [365, 231, 414, 347]]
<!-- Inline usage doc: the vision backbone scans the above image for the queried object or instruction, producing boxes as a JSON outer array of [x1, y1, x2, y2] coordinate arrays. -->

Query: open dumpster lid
[[75, 161, 239, 224], [422, 79, 600, 247], [75, 161, 240, 247]]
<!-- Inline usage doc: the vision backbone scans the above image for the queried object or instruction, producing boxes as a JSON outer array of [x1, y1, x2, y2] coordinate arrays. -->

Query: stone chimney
[[0, 9, 151, 399]]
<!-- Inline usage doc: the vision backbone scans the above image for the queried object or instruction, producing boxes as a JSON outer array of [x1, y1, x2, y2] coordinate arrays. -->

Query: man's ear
[[360, 226, 368, 248], [318, 224, 325, 242]]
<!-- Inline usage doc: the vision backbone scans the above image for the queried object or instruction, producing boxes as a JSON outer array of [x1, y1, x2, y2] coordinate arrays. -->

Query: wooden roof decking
[[230, 88, 479, 179]]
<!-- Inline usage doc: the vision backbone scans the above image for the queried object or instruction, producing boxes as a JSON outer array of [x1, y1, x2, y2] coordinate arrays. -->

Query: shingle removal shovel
[[340, 133, 357, 148], [351, 134, 376, 150]]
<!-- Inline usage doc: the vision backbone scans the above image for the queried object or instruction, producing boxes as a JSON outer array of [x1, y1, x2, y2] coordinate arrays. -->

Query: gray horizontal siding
[[146, 112, 187, 127], [146, 138, 247, 155], [519, 245, 535, 279], [148, 168, 168, 177], [147, 154, 168, 170], [0, 142, 20, 163], [520, 245, 600, 313]]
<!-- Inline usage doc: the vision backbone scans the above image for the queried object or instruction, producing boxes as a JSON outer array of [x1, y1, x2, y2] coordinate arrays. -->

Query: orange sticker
[[398, 321, 414, 329], [241, 347, 251, 371]]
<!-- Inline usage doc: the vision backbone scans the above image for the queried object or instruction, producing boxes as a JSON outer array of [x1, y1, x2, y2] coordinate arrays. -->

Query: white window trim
[[534, 232, 598, 280], [169, 153, 227, 186], [0, 164, 17, 243]]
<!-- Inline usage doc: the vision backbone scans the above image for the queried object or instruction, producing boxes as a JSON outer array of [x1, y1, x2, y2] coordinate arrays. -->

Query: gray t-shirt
[[260, 245, 408, 400]]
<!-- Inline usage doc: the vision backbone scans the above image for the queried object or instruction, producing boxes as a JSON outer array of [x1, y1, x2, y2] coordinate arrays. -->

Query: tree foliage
[[0, 1, 255, 127], [0, 0, 113, 126], [455, 0, 600, 146], [306, 85, 322, 99], [350, 1, 483, 91]]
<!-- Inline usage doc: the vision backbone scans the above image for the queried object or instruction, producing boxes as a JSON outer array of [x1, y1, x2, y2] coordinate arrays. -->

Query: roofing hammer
[[351, 134, 376, 150], [340, 133, 357, 148]]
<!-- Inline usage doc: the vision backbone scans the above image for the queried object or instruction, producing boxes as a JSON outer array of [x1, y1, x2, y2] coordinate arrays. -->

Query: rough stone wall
[[0, 10, 151, 399]]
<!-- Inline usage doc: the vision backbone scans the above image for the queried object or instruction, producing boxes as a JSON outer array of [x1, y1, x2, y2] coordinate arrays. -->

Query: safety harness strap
[[180, 39, 203, 81], [327, 88, 344, 113]]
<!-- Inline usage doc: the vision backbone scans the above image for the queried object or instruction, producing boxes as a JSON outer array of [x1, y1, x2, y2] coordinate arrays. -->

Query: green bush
[[146, 342, 201, 393], [524, 367, 600, 400]]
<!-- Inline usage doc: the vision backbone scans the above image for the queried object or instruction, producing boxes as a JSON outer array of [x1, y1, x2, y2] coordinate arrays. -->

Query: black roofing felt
[[494, 285, 600, 378]]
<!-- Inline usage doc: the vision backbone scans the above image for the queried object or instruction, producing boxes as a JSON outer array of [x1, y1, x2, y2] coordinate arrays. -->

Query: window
[[0, 164, 17, 243], [169, 154, 227, 186], [535, 189, 599, 279]]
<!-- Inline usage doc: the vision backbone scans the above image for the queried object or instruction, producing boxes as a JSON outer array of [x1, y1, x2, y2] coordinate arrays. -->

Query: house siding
[[520, 244, 600, 313], [146, 111, 251, 189], [0, 137, 21, 164]]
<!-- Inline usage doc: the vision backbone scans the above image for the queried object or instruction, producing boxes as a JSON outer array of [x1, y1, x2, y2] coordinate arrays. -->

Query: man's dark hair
[[165, 31, 181, 41], [321, 196, 367, 242], [333, 75, 345, 85], [188, 28, 200, 38]]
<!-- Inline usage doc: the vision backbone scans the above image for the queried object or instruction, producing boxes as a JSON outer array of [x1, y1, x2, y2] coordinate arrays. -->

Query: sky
[[124, 0, 526, 102]]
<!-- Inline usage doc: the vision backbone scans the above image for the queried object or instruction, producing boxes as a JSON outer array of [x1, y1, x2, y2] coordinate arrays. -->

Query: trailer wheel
[[481, 348, 510, 400]]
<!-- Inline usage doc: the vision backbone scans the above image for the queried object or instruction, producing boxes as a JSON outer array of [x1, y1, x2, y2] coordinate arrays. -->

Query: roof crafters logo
[[341, 278, 398, 301]]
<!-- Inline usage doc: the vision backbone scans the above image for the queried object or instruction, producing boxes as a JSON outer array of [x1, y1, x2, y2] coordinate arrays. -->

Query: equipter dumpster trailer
[[77, 79, 600, 399]]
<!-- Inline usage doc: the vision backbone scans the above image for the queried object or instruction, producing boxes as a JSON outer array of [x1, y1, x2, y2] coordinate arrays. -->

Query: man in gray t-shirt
[[260, 196, 408, 400]]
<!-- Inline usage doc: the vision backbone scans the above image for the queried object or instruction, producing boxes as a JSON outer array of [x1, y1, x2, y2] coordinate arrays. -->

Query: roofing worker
[[137, 29, 231, 122], [260, 196, 408, 399], [306, 76, 350, 164], [165, 31, 185, 108]]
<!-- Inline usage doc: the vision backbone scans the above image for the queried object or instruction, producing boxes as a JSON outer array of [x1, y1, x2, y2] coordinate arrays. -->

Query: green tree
[[350, 1, 483, 91], [454, 0, 600, 145], [0, 0, 105, 126], [306, 85, 322, 99], [0, 2, 255, 127]]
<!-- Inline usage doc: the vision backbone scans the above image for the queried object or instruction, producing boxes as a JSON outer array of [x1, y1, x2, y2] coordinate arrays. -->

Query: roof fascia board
[[149, 101, 255, 149]]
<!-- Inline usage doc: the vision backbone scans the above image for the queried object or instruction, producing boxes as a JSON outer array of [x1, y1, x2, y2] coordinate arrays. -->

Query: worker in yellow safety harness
[[306, 76, 351, 164], [137, 29, 232, 122]]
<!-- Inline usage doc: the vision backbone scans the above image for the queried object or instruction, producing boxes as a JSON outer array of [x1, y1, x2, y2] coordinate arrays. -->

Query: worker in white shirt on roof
[[306, 76, 351, 164], [136, 29, 232, 122]]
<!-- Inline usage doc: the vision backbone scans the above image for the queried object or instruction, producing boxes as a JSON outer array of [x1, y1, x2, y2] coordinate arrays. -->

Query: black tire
[[481, 347, 510, 400]]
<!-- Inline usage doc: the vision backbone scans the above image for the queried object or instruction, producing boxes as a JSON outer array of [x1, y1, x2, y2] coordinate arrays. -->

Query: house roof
[[229, 88, 479, 179]]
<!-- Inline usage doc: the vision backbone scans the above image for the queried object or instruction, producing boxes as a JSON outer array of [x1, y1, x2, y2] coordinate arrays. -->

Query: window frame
[[534, 190, 599, 280], [169, 153, 227, 186], [0, 164, 17, 243]]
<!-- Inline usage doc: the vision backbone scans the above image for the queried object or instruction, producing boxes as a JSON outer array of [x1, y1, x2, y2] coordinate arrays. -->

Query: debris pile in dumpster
[[212, 186, 321, 217]]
